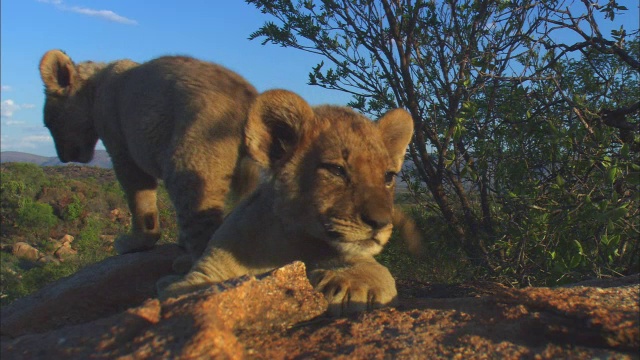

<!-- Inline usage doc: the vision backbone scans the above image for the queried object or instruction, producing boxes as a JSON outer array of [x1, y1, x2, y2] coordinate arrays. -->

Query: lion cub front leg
[[157, 270, 215, 299], [308, 258, 398, 317], [157, 247, 243, 299], [112, 159, 161, 254]]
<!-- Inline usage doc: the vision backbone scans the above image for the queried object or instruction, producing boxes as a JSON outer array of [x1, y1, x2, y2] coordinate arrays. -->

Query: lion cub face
[[39, 50, 99, 163], [246, 90, 413, 258]]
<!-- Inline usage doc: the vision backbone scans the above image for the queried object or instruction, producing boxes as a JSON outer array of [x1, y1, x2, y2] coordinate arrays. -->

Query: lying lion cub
[[39, 50, 260, 259], [159, 90, 414, 316]]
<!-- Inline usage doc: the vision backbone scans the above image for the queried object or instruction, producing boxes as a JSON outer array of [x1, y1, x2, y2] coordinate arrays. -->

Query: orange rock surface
[[1, 245, 638, 359]]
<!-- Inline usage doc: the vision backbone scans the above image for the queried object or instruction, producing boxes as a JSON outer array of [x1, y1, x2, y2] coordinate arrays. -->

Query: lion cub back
[[39, 50, 260, 258], [94, 56, 257, 176]]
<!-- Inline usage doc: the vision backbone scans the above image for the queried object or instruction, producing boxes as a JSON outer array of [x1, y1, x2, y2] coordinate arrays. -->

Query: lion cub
[[160, 90, 414, 316], [39, 50, 260, 259]]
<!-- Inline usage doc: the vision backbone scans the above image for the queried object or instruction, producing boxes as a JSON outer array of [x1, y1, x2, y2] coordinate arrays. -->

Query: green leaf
[[620, 143, 630, 157], [573, 240, 584, 256], [444, 158, 454, 168], [569, 254, 581, 269], [607, 166, 618, 184], [606, 207, 628, 222]]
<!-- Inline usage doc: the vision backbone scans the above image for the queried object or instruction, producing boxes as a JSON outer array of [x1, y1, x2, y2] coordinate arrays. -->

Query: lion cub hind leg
[[308, 259, 398, 317], [112, 159, 161, 254], [164, 170, 227, 260], [165, 139, 250, 259]]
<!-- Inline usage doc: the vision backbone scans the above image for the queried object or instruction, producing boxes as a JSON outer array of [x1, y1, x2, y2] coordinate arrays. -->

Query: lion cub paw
[[308, 262, 398, 317], [114, 233, 159, 254]]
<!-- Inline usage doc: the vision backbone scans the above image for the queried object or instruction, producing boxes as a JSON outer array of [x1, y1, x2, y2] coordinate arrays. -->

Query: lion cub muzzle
[[319, 183, 395, 257]]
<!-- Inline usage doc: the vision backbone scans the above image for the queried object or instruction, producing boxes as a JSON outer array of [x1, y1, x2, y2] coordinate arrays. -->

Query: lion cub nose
[[361, 208, 391, 230]]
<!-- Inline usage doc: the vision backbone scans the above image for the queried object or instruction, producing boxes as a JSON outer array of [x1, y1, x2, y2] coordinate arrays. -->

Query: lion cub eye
[[319, 163, 347, 179], [384, 171, 397, 186]]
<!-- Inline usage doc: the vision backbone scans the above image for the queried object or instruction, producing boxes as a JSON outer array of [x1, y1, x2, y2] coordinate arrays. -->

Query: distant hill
[[0, 150, 112, 168]]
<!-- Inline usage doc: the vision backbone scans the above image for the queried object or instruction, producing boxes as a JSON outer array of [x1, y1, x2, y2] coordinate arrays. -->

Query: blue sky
[[0, 0, 353, 156], [1, 1, 638, 157]]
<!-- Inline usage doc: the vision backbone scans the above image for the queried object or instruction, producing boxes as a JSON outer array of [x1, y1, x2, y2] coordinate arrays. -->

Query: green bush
[[0, 180, 27, 224], [1, 180, 26, 196], [0, 255, 27, 306], [63, 195, 84, 221], [75, 215, 114, 264], [16, 199, 58, 233], [0, 163, 49, 198]]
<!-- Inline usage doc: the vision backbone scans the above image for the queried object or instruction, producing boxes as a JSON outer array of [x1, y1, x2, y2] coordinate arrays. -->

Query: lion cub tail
[[392, 208, 424, 257]]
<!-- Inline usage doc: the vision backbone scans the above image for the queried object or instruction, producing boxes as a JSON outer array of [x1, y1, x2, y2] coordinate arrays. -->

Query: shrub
[[0, 180, 27, 224], [1, 163, 49, 198], [16, 199, 58, 234], [63, 195, 84, 221], [75, 215, 114, 264], [0, 254, 27, 306], [376, 205, 473, 285]]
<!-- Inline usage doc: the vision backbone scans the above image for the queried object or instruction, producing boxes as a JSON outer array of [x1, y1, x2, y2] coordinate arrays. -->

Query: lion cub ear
[[376, 109, 414, 171], [245, 89, 314, 170], [39, 50, 77, 95]]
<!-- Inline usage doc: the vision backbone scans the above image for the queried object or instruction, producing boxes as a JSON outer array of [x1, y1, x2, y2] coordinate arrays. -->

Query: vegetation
[[0, 163, 178, 306], [247, 0, 639, 285]]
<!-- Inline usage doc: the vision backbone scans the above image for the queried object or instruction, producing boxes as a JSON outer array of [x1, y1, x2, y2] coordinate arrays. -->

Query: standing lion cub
[[39, 50, 259, 258], [159, 89, 415, 316]]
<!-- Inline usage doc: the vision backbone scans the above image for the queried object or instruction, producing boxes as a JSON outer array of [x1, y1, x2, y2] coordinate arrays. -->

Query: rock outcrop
[[11, 242, 41, 262], [8, 235, 81, 265], [1, 245, 638, 359]]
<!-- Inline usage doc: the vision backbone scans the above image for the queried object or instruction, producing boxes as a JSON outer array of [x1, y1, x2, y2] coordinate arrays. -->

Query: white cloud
[[68, 6, 138, 25], [1, 100, 18, 118], [5, 120, 26, 126], [1, 134, 53, 151], [1, 99, 36, 118], [23, 135, 53, 143], [1, 85, 11, 92], [37, 0, 138, 25]]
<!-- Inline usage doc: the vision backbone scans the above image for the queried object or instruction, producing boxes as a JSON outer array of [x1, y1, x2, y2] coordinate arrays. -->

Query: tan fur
[[392, 208, 424, 256], [39, 50, 260, 258], [159, 90, 415, 316]]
